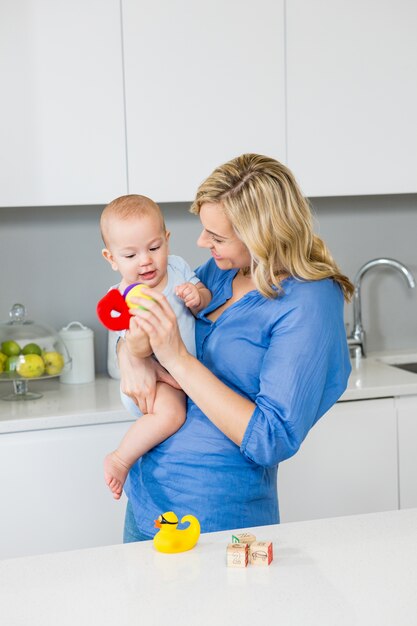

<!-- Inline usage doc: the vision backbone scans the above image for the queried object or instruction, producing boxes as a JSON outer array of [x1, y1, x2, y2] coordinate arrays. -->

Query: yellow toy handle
[[125, 284, 154, 310], [180, 514, 201, 532], [181, 515, 200, 528]]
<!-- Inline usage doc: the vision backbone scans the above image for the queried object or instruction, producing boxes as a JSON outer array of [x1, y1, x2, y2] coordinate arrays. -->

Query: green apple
[[42, 351, 65, 376], [1, 340, 21, 357], [0, 351, 7, 373], [17, 354, 45, 378], [5, 355, 20, 374], [22, 342, 42, 356]]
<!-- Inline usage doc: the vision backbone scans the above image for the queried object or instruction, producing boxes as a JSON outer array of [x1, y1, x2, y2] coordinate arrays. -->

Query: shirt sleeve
[[240, 284, 351, 468]]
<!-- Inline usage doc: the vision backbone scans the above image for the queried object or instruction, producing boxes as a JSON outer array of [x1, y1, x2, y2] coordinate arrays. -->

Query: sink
[[390, 362, 417, 374], [376, 353, 417, 375]]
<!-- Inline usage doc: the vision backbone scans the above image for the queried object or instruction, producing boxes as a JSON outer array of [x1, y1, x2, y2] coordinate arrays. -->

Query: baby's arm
[[126, 315, 153, 358], [104, 382, 186, 499], [175, 281, 212, 315]]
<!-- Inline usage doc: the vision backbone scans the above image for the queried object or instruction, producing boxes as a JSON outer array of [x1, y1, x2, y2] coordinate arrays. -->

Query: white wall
[[1, 194, 416, 374], [313, 194, 417, 352]]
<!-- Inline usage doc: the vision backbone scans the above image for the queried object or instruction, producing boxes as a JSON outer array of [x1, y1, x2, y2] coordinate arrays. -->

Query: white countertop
[[1, 508, 416, 626], [0, 375, 133, 434], [340, 349, 417, 401], [1, 350, 417, 433]]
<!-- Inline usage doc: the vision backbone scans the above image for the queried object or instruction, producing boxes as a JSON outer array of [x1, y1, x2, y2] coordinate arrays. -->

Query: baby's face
[[104, 213, 169, 289]]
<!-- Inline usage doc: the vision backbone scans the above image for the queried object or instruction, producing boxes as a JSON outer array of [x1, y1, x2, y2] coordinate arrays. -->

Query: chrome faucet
[[348, 258, 415, 359]]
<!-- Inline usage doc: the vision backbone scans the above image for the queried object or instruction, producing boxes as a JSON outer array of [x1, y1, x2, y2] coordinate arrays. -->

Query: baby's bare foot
[[104, 451, 131, 500]]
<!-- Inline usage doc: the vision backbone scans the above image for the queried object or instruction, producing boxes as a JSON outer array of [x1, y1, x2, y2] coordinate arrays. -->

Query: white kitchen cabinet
[[286, 0, 417, 196], [0, 420, 133, 559], [278, 398, 398, 523], [0, 0, 127, 207], [122, 0, 286, 202], [396, 395, 417, 509]]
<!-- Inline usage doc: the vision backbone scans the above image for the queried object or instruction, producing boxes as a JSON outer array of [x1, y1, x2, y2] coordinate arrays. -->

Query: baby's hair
[[100, 194, 166, 247]]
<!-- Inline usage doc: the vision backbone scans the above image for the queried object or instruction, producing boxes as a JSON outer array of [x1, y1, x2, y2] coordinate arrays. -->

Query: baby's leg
[[104, 382, 186, 499]]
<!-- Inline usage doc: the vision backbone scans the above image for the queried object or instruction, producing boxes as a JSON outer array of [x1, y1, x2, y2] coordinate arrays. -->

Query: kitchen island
[[0, 508, 416, 626]]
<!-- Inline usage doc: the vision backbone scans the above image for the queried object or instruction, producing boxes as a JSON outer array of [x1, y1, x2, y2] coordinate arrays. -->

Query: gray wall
[[1, 194, 417, 373]]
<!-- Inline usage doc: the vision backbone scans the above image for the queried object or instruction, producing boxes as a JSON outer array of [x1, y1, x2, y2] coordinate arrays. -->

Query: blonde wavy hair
[[190, 154, 353, 301]]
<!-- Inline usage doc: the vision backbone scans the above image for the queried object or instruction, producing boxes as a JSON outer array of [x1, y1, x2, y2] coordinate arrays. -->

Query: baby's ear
[[102, 248, 118, 271], [165, 230, 171, 242]]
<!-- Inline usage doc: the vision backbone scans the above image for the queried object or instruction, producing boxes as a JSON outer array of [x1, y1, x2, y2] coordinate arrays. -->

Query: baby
[[100, 194, 211, 499]]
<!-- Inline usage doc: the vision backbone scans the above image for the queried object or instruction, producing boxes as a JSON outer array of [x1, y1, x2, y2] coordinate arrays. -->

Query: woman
[[119, 153, 354, 542]]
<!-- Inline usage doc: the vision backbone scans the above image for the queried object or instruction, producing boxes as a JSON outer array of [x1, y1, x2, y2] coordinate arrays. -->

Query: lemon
[[43, 351, 65, 376], [0, 352, 7, 373], [22, 342, 42, 356], [1, 340, 21, 357], [17, 354, 45, 378]]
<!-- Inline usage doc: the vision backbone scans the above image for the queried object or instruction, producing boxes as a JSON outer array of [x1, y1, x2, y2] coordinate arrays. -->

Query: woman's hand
[[128, 289, 188, 371]]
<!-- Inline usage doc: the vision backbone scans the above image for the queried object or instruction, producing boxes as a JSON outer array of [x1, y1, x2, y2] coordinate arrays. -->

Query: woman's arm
[[127, 283, 351, 463], [168, 352, 254, 445], [127, 289, 254, 445]]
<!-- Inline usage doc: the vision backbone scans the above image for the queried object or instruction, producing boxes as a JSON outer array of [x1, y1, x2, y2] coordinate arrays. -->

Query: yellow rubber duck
[[153, 511, 201, 553]]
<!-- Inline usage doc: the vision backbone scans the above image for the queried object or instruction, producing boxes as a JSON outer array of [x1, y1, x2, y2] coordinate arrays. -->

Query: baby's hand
[[175, 282, 201, 309]]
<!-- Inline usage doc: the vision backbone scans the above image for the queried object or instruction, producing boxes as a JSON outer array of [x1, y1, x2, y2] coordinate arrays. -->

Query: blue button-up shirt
[[125, 259, 351, 536]]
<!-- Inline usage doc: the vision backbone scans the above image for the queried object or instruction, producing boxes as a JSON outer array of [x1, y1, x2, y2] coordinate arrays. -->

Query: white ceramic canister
[[58, 322, 95, 384], [107, 330, 121, 380]]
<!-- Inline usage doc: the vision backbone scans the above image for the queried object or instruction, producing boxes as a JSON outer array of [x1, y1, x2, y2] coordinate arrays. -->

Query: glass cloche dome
[[0, 304, 71, 400]]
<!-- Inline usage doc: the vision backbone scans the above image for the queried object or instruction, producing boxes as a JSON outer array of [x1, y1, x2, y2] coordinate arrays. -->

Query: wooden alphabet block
[[226, 542, 248, 568], [249, 541, 273, 566], [231, 532, 257, 546]]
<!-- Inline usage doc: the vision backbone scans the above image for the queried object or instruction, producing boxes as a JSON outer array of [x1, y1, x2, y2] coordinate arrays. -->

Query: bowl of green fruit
[[0, 304, 71, 400]]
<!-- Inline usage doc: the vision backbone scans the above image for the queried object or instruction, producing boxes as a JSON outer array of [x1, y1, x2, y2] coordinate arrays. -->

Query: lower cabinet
[[278, 398, 398, 523], [396, 395, 417, 509], [2, 395, 415, 557], [0, 420, 133, 560]]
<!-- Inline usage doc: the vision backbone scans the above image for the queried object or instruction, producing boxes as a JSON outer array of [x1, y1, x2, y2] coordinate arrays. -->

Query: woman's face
[[197, 202, 252, 271]]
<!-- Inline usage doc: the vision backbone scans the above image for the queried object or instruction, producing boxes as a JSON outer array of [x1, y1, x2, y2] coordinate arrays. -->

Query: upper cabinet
[[286, 0, 417, 197], [0, 0, 127, 207], [121, 0, 286, 202], [2, 2, 416, 206]]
